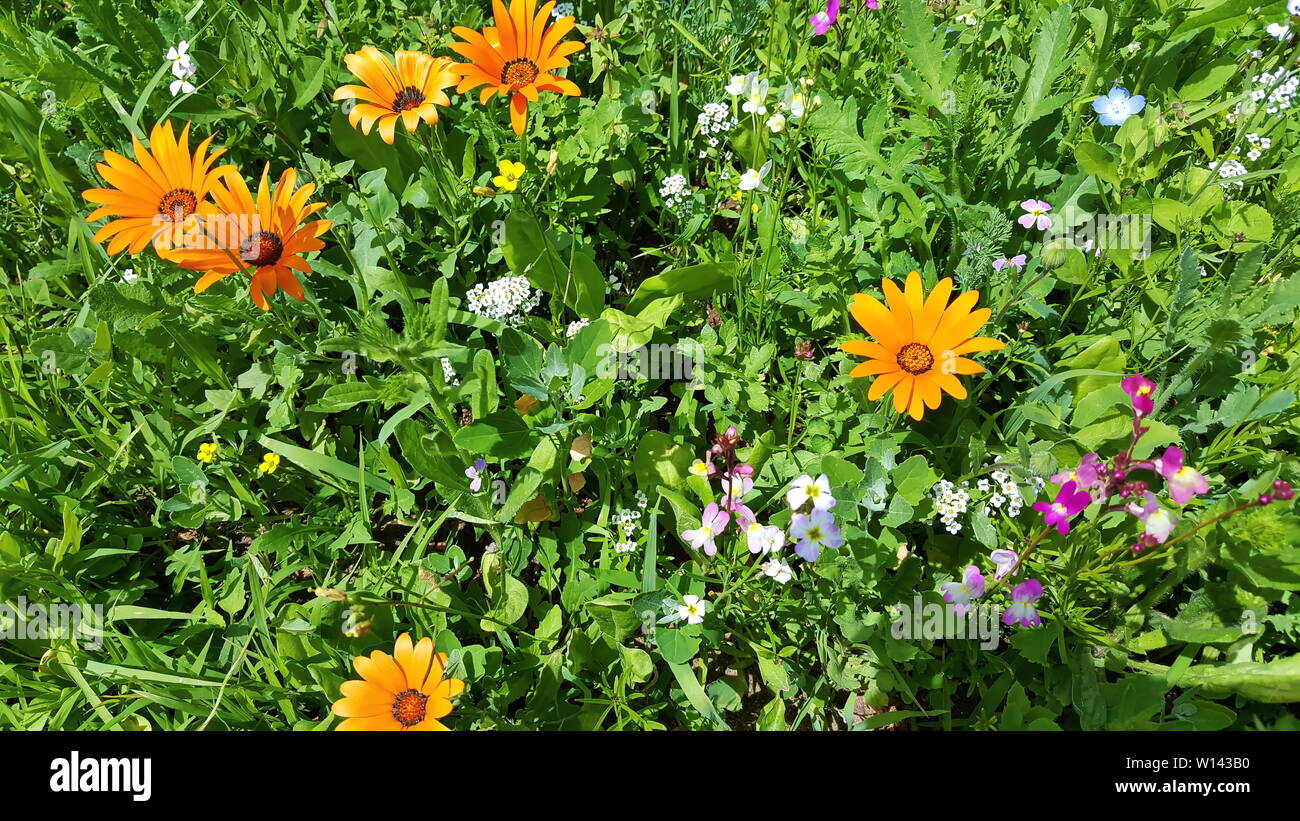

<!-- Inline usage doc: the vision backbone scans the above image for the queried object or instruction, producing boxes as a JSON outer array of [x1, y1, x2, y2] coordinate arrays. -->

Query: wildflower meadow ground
[[1, 0, 1300, 738]]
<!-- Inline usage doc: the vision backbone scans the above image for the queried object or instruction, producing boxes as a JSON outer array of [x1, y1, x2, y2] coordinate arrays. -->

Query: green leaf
[[453, 411, 539, 459]]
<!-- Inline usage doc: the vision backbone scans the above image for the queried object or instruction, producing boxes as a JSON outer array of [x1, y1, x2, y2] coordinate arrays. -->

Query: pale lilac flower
[[786, 473, 835, 510], [940, 565, 986, 617], [465, 459, 487, 492], [1157, 446, 1209, 505], [1091, 86, 1146, 126], [789, 508, 842, 561], [1003, 579, 1044, 628], [744, 521, 785, 555], [1126, 491, 1177, 544], [1017, 199, 1053, 231], [992, 254, 1027, 272], [990, 549, 1020, 581], [682, 503, 730, 556]]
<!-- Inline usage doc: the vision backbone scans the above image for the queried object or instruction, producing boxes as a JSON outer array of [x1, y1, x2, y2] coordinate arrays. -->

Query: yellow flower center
[[896, 342, 935, 375], [240, 231, 284, 267], [393, 86, 426, 111], [158, 188, 198, 222], [1137, 386, 1151, 396], [501, 58, 539, 85], [807, 526, 823, 541], [391, 689, 428, 727]]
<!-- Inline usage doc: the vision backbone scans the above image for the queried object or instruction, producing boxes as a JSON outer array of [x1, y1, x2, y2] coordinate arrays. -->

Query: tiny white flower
[[725, 75, 746, 96], [762, 559, 793, 584], [1266, 22, 1290, 39], [119, 268, 138, 284], [787, 473, 835, 510], [766, 111, 786, 133], [737, 160, 773, 192], [676, 594, 707, 625], [169, 78, 195, 96]]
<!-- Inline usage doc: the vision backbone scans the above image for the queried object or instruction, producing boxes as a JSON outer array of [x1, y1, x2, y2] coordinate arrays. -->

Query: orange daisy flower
[[82, 121, 233, 255], [331, 633, 465, 731], [842, 271, 1004, 421], [448, 0, 586, 136], [160, 164, 330, 311], [332, 47, 458, 144]]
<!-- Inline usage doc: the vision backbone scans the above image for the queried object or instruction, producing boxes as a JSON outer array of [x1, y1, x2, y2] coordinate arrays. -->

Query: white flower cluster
[[696, 102, 737, 151], [613, 505, 645, 553], [932, 479, 971, 535], [167, 41, 198, 96], [553, 2, 575, 17], [979, 469, 1027, 518], [565, 318, 589, 338], [1209, 158, 1248, 192], [1244, 132, 1273, 162], [465, 276, 540, 326], [659, 173, 691, 211], [1250, 68, 1297, 116], [440, 357, 459, 386]]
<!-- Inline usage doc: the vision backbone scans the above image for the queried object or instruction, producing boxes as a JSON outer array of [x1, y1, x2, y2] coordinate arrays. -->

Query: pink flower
[[1157, 446, 1209, 505], [866, 0, 879, 7], [1003, 579, 1044, 628], [992, 254, 1027, 272], [1125, 491, 1176, 544], [681, 503, 730, 556], [1121, 373, 1156, 418], [1017, 199, 1053, 231], [1033, 480, 1091, 535], [990, 548, 1019, 581], [810, 0, 839, 34], [940, 565, 986, 617], [1050, 453, 1103, 490]]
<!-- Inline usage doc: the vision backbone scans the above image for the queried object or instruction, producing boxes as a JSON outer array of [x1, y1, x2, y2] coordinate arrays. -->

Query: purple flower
[[1003, 579, 1044, 627], [1032, 480, 1091, 535], [1121, 373, 1156, 418], [992, 254, 1027, 272], [682, 503, 730, 556], [940, 565, 986, 617], [810, 0, 839, 34], [1157, 446, 1209, 505], [1050, 453, 1102, 490], [990, 548, 1019, 581], [789, 508, 842, 562], [1017, 199, 1053, 231], [866, 0, 879, 8], [465, 459, 488, 492]]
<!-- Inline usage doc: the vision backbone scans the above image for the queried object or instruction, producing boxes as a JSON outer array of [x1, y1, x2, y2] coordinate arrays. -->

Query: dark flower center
[[896, 342, 934, 375], [393, 86, 426, 111], [391, 689, 428, 727], [158, 188, 198, 222], [501, 58, 539, 85], [239, 231, 283, 267]]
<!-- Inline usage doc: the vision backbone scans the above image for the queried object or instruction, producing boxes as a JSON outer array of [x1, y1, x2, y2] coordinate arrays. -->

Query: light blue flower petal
[[1109, 86, 1130, 100], [1128, 94, 1146, 114], [1091, 96, 1109, 113]]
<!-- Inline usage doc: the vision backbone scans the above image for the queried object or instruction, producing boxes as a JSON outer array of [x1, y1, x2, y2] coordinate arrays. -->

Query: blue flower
[[1091, 86, 1146, 126]]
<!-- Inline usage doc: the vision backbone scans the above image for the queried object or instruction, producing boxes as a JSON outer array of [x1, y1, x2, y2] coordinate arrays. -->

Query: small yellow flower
[[493, 160, 525, 191], [258, 453, 281, 475], [196, 442, 218, 463], [689, 458, 710, 477]]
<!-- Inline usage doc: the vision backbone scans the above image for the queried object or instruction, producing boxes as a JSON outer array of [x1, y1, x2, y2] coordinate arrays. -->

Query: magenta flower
[[866, 0, 879, 7], [1157, 446, 1209, 505], [940, 565, 986, 617], [682, 503, 730, 556], [1033, 480, 1091, 534], [1017, 199, 1053, 231], [992, 254, 1027, 272], [1003, 579, 1044, 628], [990, 548, 1019, 581], [1121, 373, 1156, 418], [1050, 453, 1102, 490], [810, 0, 839, 34]]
